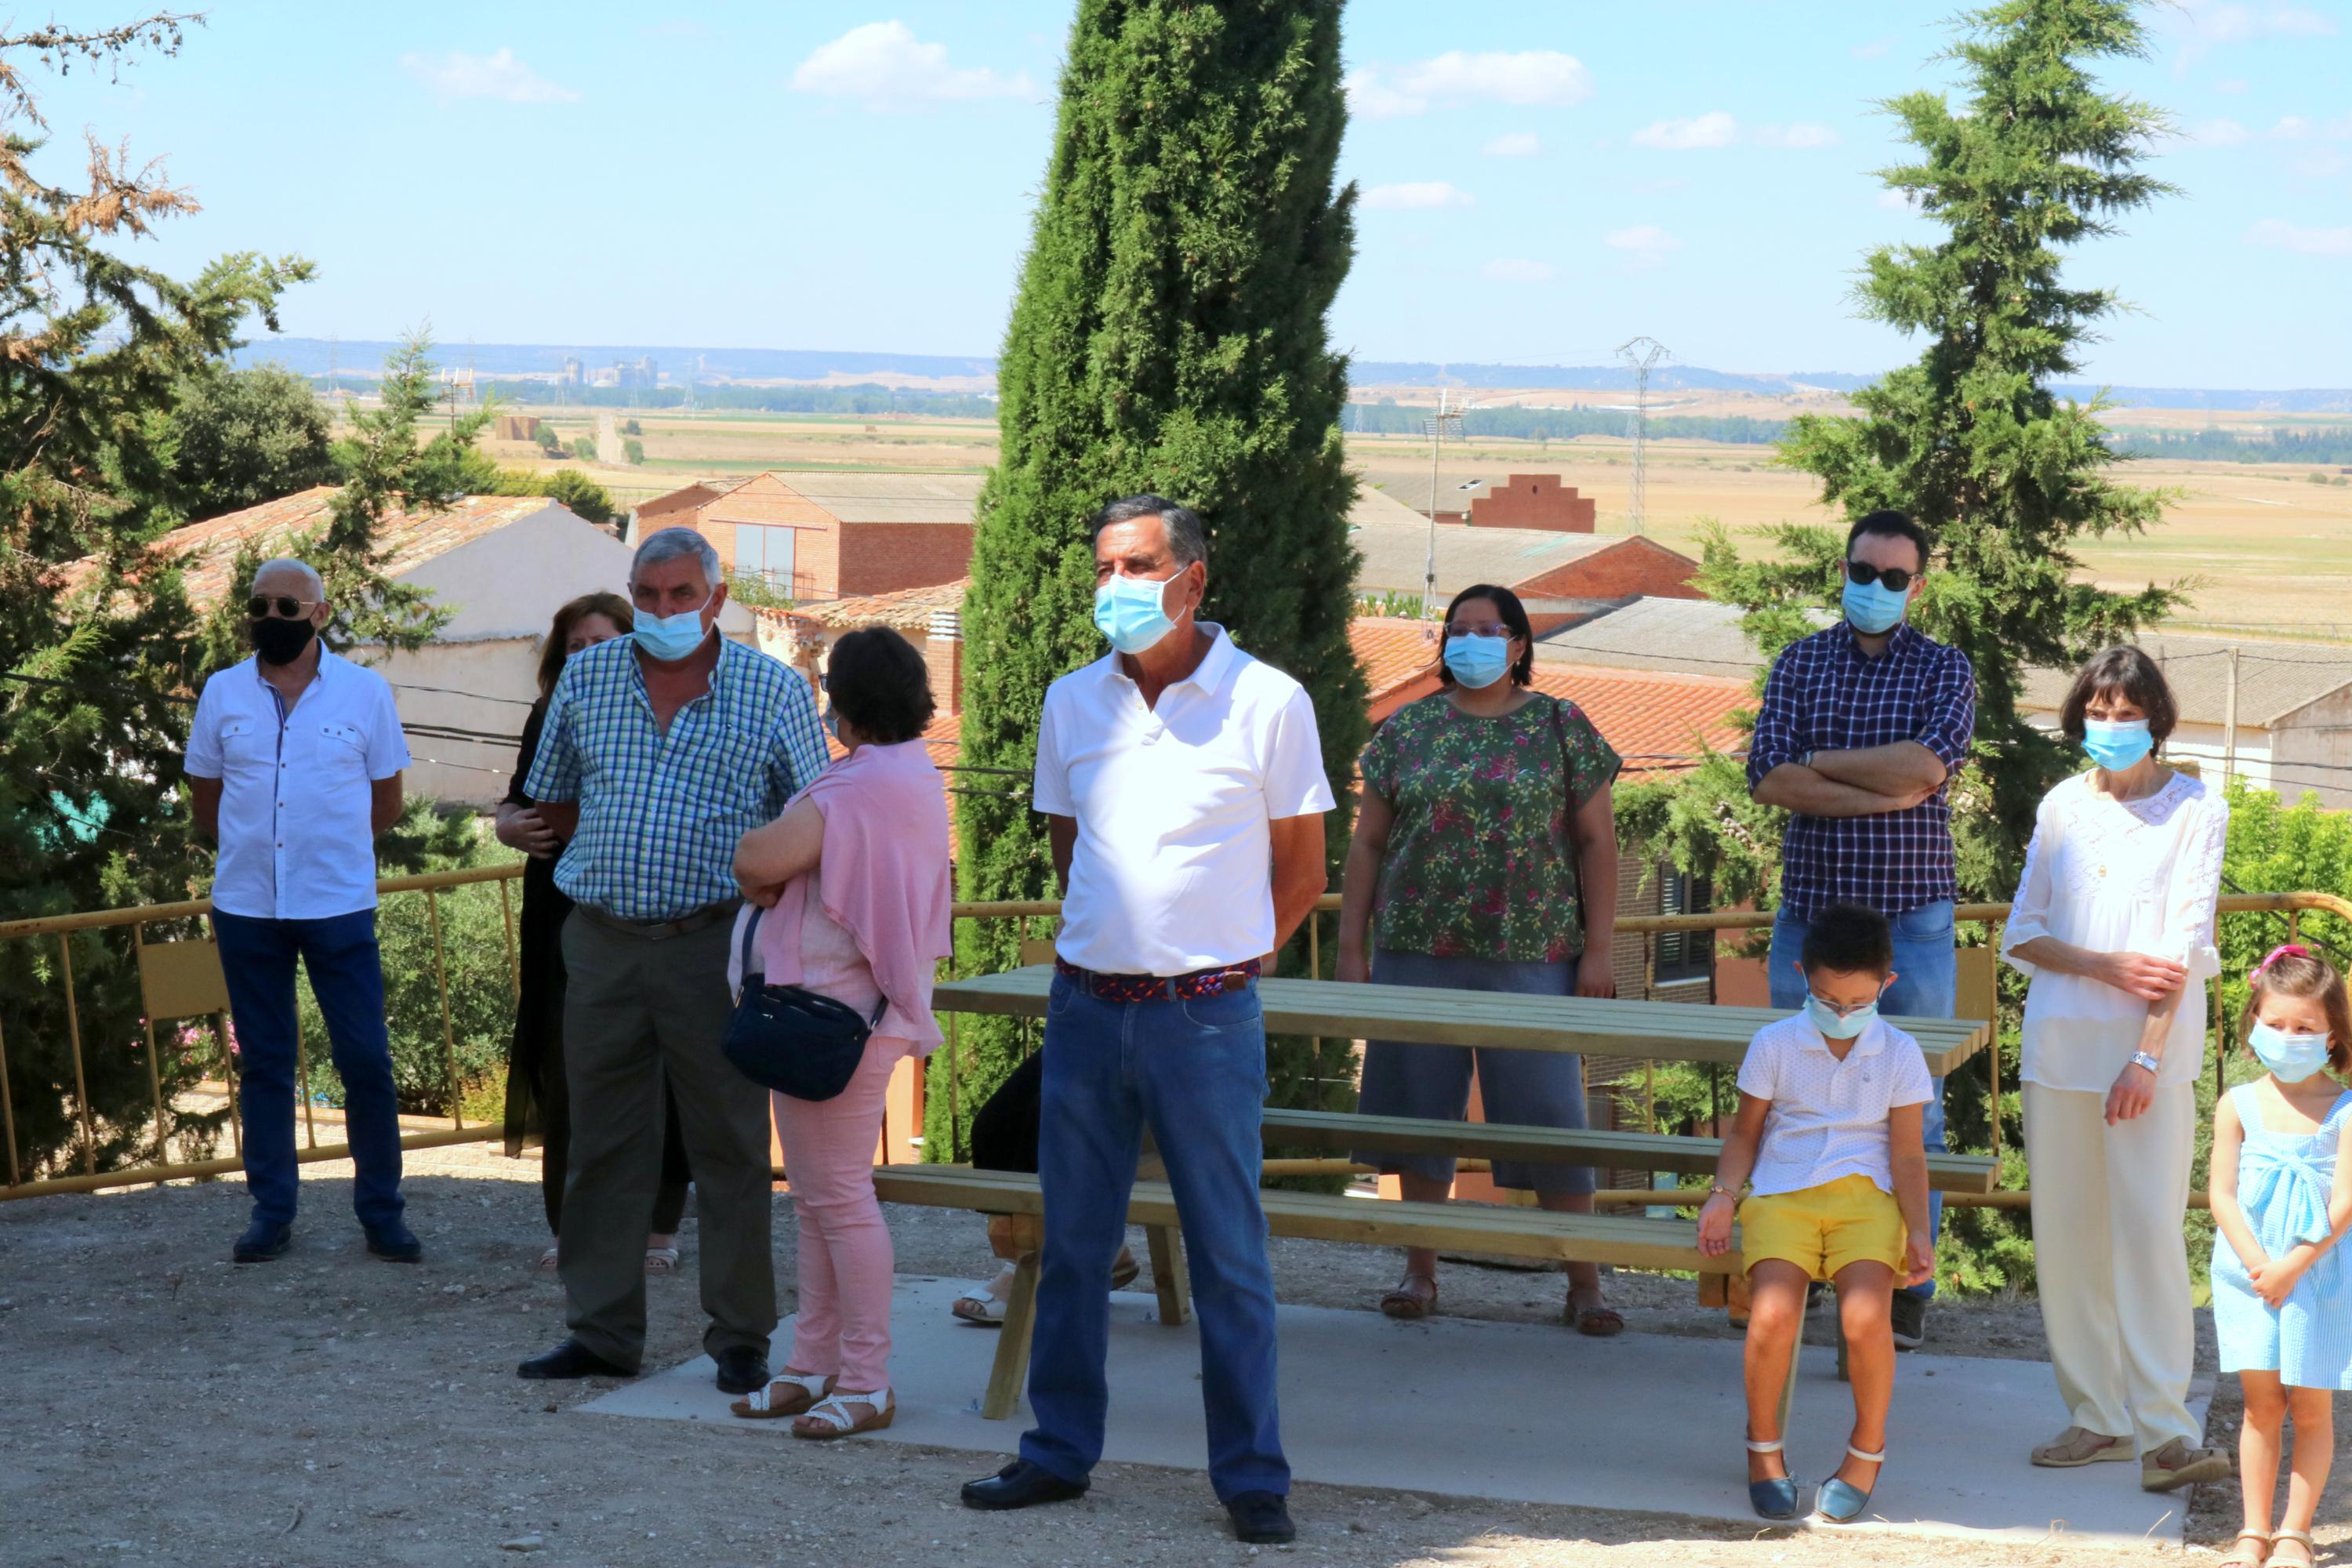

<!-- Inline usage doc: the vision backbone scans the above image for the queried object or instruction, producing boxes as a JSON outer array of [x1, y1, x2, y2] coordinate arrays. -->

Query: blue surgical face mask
[[1841, 574, 1911, 636], [1443, 633, 1512, 689], [1806, 993, 1879, 1040], [1094, 572, 1180, 655], [2249, 1020, 2334, 1084], [633, 593, 713, 662], [2081, 717, 2154, 772]]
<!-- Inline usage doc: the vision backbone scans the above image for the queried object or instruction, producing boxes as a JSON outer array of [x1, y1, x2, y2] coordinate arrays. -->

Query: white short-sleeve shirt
[[185, 651, 412, 920], [1736, 1011, 1933, 1196], [1035, 624, 1334, 975]]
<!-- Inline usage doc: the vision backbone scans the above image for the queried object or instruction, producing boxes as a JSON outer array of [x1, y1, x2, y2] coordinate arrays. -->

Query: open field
[[423, 405, 2352, 632]]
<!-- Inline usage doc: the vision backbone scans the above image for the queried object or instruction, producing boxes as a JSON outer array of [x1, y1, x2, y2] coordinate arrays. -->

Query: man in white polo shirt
[[187, 557, 417, 1266], [959, 496, 1333, 1546]]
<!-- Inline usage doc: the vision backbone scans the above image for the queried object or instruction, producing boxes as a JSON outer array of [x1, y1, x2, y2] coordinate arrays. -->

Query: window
[[734, 524, 804, 594], [1653, 866, 1712, 984]]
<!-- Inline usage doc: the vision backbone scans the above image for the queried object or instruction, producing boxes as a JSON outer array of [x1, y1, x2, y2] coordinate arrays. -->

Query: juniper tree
[[932, 0, 1363, 1156]]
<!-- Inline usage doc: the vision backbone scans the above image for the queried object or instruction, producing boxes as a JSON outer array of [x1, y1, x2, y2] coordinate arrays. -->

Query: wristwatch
[[2129, 1051, 2161, 1075], [1708, 1180, 1738, 1199]]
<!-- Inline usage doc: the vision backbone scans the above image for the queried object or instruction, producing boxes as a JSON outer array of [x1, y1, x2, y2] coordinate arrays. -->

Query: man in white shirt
[[959, 497, 1334, 1547], [186, 558, 416, 1265]]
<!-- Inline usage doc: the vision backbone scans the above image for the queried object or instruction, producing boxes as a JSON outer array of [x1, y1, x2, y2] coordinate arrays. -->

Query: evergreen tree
[[932, 0, 1363, 1156], [154, 361, 341, 522], [1622, 0, 2183, 1252]]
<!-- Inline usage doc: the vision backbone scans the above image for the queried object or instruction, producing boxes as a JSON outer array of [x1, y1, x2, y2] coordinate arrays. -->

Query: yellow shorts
[[1739, 1174, 1906, 1283]]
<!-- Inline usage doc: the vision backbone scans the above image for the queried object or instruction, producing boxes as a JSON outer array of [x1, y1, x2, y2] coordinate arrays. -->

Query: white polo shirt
[[1735, 1011, 1933, 1197], [1035, 624, 1334, 975], [186, 650, 412, 920]]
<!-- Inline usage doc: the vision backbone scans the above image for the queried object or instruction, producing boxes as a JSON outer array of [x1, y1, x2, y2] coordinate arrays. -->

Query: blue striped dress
[[2212, 1082, 2352, 1389]]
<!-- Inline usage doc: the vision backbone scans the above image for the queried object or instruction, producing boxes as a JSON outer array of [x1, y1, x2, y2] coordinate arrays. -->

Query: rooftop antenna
[[1616, 336, 1669, 534], [1421, 387, 1468, 623]]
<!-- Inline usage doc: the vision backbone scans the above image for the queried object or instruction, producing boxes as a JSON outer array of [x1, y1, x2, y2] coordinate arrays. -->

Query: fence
[[2, 873, 2346, 1203]]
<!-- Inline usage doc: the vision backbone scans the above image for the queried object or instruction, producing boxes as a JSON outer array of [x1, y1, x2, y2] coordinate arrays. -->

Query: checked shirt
[[1746, 622, 1976, 921], [524, 634, 829, 922]]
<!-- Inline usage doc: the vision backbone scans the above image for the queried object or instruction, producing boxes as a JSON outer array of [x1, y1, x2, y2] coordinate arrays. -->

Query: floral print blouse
[[1361, 691, 1621, 963]]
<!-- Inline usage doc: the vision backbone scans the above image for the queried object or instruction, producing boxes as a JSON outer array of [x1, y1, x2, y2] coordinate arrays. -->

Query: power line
[[1615, 336, 1670, 535]]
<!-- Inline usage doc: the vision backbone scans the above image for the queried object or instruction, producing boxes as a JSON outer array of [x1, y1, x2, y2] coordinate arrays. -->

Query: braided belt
[[1054, 956, 1261, 1001]]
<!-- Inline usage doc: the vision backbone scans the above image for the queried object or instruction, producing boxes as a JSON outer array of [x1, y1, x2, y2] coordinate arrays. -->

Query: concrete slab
[[583, 1275, 2210, 1547]]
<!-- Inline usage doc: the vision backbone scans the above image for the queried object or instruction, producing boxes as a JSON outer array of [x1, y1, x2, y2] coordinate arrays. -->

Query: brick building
[[1468, 473, 1595, 532], [630, 470, 982, 604], [1350, 483, 1701, 611]]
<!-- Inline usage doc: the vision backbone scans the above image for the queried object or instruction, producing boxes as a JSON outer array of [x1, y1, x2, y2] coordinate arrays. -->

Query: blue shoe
[[1746, 1439, 1799, 1520], [1814, 1445, 1883, 1524], [364, 1218, 423, 1263], [232, 1219, 292, 1263]]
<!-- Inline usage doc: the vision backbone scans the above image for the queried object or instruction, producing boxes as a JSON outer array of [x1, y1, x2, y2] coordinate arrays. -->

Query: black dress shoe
[[364, 1219, 423, 1263], [711, 1345, 769, 1395], [1226, 1490, 1295, 1544], [517, 1339, 636, 1381], [960, 1460, 1089, 1511], [232, 1220, 292, 1264]]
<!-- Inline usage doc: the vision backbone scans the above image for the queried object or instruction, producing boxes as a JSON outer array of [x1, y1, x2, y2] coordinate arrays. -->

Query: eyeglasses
[[247, 595, 318, 619], [1845, 560, 1915, 593], [1444, 621, 1514, 640], [1807, 988, 1885, 1018]]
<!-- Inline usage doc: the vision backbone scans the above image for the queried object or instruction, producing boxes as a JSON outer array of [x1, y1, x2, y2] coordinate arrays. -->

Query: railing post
[[216, 1010, 241, 1156], [296, 1025, 319, 1150], [136, 923, 170, 1168], [0, 1009, 19, 1187], [498, 877, 521, 1005], [1987, 921, 2003, 1165], [425, 889, 464, 1131], [60, 934, 96, 1175]]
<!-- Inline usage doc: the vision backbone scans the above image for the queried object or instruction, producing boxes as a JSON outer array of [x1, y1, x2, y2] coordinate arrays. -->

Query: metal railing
[[4, 873, 2346, 1202]]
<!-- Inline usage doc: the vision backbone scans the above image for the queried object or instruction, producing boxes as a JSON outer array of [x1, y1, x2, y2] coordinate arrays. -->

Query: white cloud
[[2216, 77, 2251, 93], [789, 20, 1032, 107], [1604, 225, 1684, 269], [1851, 37, 1896, 59], [1480, 257, 1557, 284], [1362, 181, 1475, 211], [2161, 2, 2339, 71], [400, 47, 579, 105], [1348, 50, 1592, 118], [1877, 188, 1926, 211], [2270, 7, 2338, 34], [1634, 111, 1835, 151], [1483, 131, 1541, 158], [2289, 147, 2350, 179], [1633, 111, 1738, 150], [2268, 114, 2352, 142], [2186, 117, 2253, 145], [2247, 218, 2352, 257]]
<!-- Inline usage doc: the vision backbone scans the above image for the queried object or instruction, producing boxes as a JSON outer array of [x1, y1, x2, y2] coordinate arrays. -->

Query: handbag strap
[[739, 905, 764, 987]]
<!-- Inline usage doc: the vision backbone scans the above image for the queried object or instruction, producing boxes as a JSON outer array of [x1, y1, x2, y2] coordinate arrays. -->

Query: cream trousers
[[2024, 1080, 2200, 1454]]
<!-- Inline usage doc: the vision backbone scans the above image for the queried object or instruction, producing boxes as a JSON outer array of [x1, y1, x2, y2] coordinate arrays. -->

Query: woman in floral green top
[[1337, 583, 1624, 1330]]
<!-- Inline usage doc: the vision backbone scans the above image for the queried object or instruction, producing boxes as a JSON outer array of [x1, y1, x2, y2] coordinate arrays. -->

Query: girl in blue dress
[[2209, 945, 2352, 1568]]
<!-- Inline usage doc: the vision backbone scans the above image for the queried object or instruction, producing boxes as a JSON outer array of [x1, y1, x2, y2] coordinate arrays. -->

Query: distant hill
[[234, 338, 2349, 412]]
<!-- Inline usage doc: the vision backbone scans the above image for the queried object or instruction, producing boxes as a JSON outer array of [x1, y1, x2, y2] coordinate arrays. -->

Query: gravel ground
[[2, 1142, 2343, 1568]]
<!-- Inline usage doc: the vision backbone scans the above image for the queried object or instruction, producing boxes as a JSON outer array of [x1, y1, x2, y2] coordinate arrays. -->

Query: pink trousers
[[771, 1036, 913, 1392]]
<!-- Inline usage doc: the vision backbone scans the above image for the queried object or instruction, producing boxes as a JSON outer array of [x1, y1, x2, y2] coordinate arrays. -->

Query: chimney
[[925, 606, 963, 717]]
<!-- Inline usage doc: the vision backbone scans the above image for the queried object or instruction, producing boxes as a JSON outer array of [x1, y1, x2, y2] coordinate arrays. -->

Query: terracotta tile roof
[[821, 712, 966, 794], [797, 577, 970, 630], [64, 486, 563, 608], [1348, 615, 1442, 699], [1526, 662, 1752, 783]]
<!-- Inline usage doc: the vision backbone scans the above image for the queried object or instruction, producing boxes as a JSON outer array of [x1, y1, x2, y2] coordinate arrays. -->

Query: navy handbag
[[723, 907, 886, 1102]]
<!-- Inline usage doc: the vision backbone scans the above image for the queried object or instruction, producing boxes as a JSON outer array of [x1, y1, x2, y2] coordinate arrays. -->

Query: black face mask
[[251, 615, 318, 667]]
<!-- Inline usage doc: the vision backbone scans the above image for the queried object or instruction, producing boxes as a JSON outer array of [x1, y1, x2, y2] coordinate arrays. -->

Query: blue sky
[[29, 2, 2350, 387]]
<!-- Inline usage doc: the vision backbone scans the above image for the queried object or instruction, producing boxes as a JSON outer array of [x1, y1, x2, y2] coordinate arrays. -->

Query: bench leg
[[982, 1251, 1040, 1421], [1145, 1225, 1189, 1327]]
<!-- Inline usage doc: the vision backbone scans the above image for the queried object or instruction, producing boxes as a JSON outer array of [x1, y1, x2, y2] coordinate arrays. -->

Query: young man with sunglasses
[[186, 557, 419, 1265], [1745, 510, 1976, 1352]]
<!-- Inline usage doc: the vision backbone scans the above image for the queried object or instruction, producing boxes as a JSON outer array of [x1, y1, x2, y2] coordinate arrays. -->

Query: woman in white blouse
[[2002, 645, 2232, 1494]]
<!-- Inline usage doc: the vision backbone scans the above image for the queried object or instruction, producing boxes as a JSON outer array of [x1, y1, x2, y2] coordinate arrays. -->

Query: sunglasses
[[247, 595, 318, 619], [1845, 560, 1915, 593], [1444, 621, 1515, 640]]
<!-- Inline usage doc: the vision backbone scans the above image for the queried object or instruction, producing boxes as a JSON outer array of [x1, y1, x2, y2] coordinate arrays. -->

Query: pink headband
[[2256, 943, 2313, 977]]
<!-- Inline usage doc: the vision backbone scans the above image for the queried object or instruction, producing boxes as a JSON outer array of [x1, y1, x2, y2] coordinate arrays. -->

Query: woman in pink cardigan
[[726, 627, 953, 1440]]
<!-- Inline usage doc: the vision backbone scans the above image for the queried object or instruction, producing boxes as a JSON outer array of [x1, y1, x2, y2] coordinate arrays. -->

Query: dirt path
[[2, 1145, 2340, 1567]]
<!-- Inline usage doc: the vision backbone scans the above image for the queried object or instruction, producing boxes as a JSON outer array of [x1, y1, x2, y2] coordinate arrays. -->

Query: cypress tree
[[931, 0, 1364, 1157]]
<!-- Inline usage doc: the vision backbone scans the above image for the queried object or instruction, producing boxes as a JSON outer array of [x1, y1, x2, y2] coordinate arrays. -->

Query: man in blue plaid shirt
[[1747, 509, 1976, 1352], [514, 526, 829, 1395]]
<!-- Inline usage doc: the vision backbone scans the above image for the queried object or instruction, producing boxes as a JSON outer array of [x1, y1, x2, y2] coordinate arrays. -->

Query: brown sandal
[[730, 1370, 833, 1420], [1570, 1296, 1624, 1337], [1380, 1272, 1438, 1319]]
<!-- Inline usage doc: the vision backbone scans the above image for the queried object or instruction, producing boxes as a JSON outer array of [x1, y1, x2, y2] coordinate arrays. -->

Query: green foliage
[[0, 19, 315, 1178], [933, 0, 1365, 1158], [569, 435, 597, 463], [299, 807, 521, 1117], [1353, 589, 1427, 619], [155, 361, 341, 521], [526, 467, 615, 526], [622, 436, 645, 466], [2114, 427, 2352, 466], [621, 418, 641, 437], [1355, 400, 1788, 447], [532, 424, 561, 453]]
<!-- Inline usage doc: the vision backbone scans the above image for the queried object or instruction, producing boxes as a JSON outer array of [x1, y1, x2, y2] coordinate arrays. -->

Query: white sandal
[[536, 1246, 559, 1271], [952, 1283, 1007, 1325], [644, 1245, 682, 1274], [792, 1387, 894, 1440], [2267, 1527, 2315, 1568], [729, 1370, 833, 1421]]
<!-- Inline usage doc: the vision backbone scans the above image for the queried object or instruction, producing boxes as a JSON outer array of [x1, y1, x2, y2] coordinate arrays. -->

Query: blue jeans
[[212, 909, 405, 1231], [1022, 974, 1287, 1501], [1766, 899, 1955, 1301]]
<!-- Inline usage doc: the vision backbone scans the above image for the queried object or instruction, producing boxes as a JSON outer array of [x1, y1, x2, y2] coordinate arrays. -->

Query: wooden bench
[[1261, 1108, 2002, 1193], [870, 1163, 1736, 1419]]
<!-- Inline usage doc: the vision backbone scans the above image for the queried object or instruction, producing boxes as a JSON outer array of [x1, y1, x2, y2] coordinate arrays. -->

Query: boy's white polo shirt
[[1736, 1011, 1933, 1197], [186, 650, 411, 920], [1033, 623, 1334, 976]]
